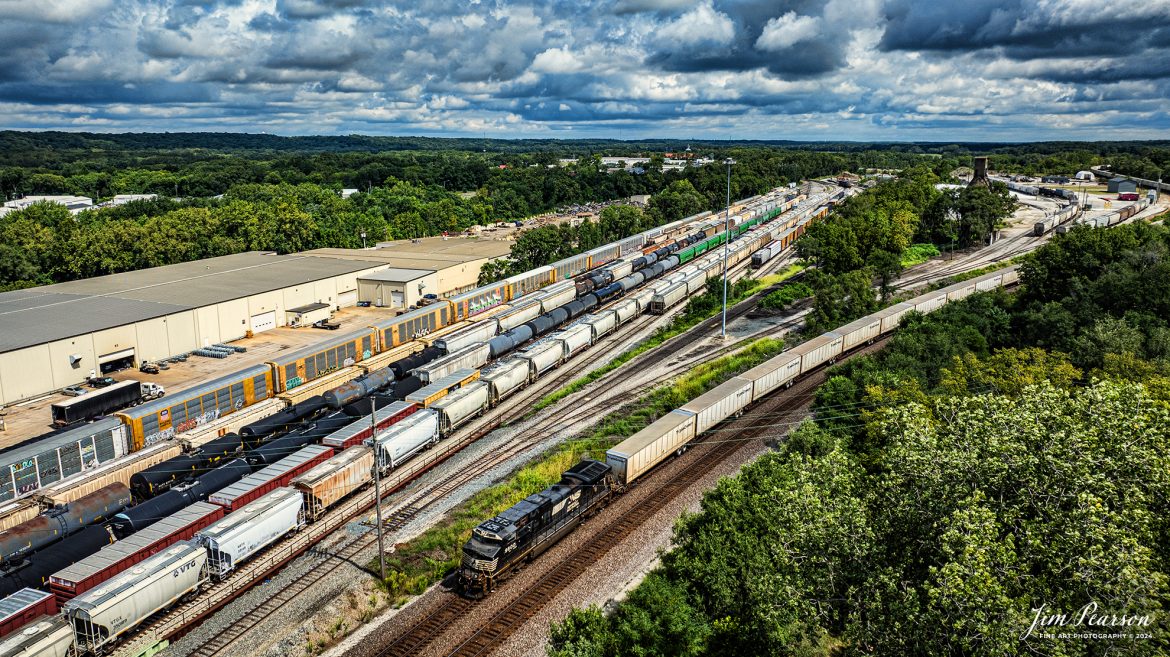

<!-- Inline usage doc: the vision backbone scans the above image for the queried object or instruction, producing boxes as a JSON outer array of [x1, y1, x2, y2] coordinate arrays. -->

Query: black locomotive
[[458, 459, 613, 597]]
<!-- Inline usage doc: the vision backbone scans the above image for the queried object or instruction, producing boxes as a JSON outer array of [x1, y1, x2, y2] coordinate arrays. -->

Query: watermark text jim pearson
[[1023, 602, 1153, 640]]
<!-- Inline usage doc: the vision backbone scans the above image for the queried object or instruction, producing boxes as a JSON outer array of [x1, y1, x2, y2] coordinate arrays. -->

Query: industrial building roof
[[0, 252, 383, 354], [357, 268, 435, 283]]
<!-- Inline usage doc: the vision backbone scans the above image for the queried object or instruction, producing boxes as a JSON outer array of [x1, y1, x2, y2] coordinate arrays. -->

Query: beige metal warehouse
[[356, 268, 438, 309], [0, 252, 386, 406]]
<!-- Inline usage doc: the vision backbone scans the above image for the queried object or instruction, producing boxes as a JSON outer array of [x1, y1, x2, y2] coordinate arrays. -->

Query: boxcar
[[372, 304, 454, 351], [118, 365, 272, 450], [291, 447, 374, 521], [606, 410, 697, 487], [0, 588, 57, 638], [50, 502, 222, 603], [208, 445, 334, 511]]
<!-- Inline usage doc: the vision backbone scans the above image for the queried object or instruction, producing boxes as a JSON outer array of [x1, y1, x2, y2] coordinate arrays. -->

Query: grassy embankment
[[532, 264, 804, 412], [372, 337, 787, 603], [900, 243, 941, 267]]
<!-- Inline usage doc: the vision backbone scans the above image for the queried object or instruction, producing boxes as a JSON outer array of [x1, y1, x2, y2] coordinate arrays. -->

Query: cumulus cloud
[[755, 12, 821, 51], [0, 0, 1165, 139]]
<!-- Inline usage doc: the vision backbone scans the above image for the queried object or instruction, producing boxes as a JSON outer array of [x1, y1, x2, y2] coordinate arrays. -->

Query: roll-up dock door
[[251, 311, 277, 333]]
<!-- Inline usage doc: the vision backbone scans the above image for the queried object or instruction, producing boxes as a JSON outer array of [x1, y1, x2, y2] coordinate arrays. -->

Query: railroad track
[[372, 337, 893, 657], [138, 202, 827, 657]]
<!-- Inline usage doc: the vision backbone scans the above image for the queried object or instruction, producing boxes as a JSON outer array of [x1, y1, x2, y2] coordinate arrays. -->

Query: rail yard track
[[366, 337, 892, 657]]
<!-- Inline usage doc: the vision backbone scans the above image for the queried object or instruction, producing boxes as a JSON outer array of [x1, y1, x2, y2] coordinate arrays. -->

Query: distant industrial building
[[1, 195, 94, 216], [0, 252, 386, 406], [1107, 177, 1138, 194]]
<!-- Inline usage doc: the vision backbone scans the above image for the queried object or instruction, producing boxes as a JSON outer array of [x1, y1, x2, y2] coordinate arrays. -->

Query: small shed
[[1075, 171, 1095, 181], [1107, 177, 1138, 194], [286, 302, 332, 327], [357, 268, 438, 309]]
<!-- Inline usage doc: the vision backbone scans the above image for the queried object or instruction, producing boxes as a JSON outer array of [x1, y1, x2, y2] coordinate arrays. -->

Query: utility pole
[[720, 158, 735, 339], [371, 397, 386, 582]]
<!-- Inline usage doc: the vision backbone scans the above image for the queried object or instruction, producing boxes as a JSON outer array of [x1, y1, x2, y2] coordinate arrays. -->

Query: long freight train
[[2, 189, 809, 511], [458, 265, 1021, 596], [0, 189, 826, 653]]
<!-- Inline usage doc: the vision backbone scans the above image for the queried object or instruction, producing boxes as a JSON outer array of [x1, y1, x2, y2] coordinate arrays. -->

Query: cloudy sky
[[2, 0, 1168, 140]]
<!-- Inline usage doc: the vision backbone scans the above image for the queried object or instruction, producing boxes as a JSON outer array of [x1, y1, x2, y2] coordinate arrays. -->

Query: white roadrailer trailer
[[371, 409, 440, 470], [740, 352, 803, 400], [944, 279, 979, 302], [429, 382, 489, 435], [496, 298, 543, 332], [577, 311, 617, 343], [514, 339, 564, 378], [197, 487, 304, 579], [679, 377, 754, 435], [0, 616, 74, 657], [433, 319, 500, 354], [413, 342, 490, 384], [62, 541, 208, 654], [611, 298, 639, 325], [606, 410, 697, 487], [797, 331, 844, 371], [479, 359, 532, 405], [874, 302, 916, 334], [838, 315, 883, 351], [547, 323, 592, 360]]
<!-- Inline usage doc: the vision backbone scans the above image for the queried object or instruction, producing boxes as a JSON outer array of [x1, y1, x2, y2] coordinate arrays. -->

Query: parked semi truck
[[51, 381, 165, 427]]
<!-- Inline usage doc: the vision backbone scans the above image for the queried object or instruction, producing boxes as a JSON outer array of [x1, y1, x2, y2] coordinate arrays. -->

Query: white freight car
[[874, 302, 916, 333], [679, 378, 753, 435], [372, 410, 440, 469], [578, 311, 617, 343], [496, 299, 543, 332], [611, 298, 639, 325], [548, 324, 592, 359], [62, 541, 208, 654], [479, 359, 531, 405], [434, 320, 499, 354], [198, 488, 304, 578], [606, 410, 697, 487], [430, 382, 489, 435], [796, 331, 843, 372], [537, 286, 576, 314], [838, 316, 882, 350], [740, 352, 802, 400], [413, 343, 490, 384], [0, 616, 74, 657], [514, 340, 563, 378]]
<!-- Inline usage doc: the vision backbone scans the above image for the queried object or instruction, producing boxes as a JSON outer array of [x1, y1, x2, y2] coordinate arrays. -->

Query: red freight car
[[0, 588, 56, 637], [48, 502, 223, 603], [321, 401, 418, 450], [207, 445, 334, 512]]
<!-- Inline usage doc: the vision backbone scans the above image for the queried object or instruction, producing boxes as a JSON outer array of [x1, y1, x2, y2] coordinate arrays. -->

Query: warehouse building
[[302, 236, 512, 305], [1107, 177, 1138, 194], [0, 252, 386, 406]]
